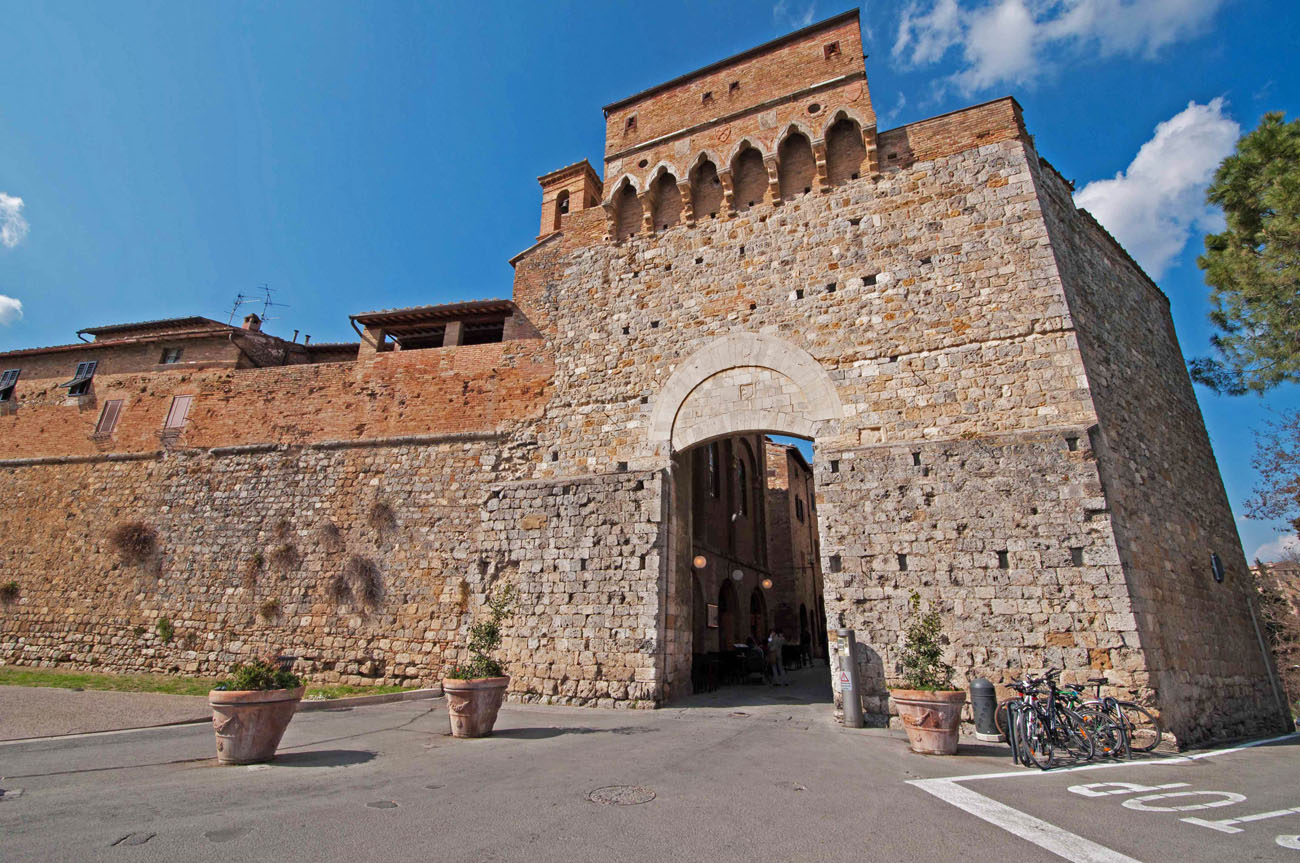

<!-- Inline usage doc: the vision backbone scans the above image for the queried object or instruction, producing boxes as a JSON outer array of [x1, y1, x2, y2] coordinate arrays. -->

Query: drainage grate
[[586, 785, 656, 806]]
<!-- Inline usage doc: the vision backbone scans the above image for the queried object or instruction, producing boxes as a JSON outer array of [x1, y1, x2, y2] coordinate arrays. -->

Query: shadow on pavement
[[490, 726, 658, 740], [269, 749, 376, 768]]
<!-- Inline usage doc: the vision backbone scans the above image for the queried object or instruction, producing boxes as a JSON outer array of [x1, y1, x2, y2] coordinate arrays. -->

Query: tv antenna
[[227, 284, 289, 325]]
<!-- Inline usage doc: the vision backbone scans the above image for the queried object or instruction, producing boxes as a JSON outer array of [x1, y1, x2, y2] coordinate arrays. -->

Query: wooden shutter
[[95, 399, 123, 435], [164, 395, 193, 429]]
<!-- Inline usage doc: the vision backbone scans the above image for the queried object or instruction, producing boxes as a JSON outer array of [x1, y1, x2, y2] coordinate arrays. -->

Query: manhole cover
[[586, 785, 656, 806]]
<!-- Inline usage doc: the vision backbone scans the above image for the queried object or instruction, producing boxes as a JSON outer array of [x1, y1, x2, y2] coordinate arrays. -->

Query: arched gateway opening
[[651, 333, 842, 706]]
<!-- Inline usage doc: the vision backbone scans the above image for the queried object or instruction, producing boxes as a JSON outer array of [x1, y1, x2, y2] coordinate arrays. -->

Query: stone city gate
[[652, 332, 844, 701]]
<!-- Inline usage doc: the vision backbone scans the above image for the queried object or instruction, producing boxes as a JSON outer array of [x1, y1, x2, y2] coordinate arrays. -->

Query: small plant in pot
[[890, 592, 965, 755], [443, 586, 514, 738], [208, 658, 305, 764]]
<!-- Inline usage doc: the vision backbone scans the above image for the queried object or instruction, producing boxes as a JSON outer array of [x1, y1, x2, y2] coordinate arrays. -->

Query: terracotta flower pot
[[208, 686, 305, 764], [891, 688, 966, 755], [442, 676, 509, 738]]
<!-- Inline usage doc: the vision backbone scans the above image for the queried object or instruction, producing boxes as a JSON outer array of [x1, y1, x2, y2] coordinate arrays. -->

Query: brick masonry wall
[[0, 341, 552, 459], [1032, 161, 1290, 741]]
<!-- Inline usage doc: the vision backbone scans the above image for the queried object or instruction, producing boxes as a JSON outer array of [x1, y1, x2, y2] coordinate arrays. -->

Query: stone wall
[[1032, 160, 1291, 741], [818, 430, 1138, 715], [0, 433, 534, 685], [480, 471, 666, 707]]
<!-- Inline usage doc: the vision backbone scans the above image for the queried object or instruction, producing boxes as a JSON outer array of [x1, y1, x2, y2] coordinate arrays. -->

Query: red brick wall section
[[604, 17, 868, 159], [0, 342, 554, 459]]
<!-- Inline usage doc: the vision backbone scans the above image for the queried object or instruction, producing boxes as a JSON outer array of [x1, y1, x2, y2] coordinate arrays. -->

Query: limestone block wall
[[0, 434, 534, 685], [480, 472, 666, 707], [818, 431, 1139, 716], [1032, 161, 1289, 743]]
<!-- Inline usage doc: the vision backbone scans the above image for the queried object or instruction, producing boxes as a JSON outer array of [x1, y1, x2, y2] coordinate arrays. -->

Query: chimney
[[242, 313, 262, 332]]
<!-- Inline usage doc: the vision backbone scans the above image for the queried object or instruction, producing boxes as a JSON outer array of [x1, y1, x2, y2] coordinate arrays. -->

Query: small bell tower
[[537, 160, 603, 239]]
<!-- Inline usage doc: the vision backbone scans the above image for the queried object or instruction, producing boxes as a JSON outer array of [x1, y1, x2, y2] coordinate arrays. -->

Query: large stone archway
[[649, 333, 843, 453], [654, 333, 843, 702]]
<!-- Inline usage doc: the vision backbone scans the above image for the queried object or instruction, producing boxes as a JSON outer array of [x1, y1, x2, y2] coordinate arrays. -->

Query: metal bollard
[[970, 677, 1001, 742], [837, 628, 863, 728]]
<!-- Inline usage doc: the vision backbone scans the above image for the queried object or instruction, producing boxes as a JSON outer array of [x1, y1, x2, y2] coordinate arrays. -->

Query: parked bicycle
[[1065, 676, 1162, 753], [1003, 669, 1095, 769]]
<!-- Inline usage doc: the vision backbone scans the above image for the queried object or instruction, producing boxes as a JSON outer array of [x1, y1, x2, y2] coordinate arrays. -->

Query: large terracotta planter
[[891, 688, 966, 755], [443, 676, 509, 738], [208, 686, 305, 764]]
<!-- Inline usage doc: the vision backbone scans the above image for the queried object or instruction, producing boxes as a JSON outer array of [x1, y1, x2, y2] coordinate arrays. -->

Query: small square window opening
[[160, 348, 183, 365], [823, 41, 841, 59]]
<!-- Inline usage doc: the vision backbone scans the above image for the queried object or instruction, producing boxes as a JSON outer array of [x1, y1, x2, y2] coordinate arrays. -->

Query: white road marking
[[906, 732, 1299, 862], [1068, 782, 1188, 797], [1121, 790, 1247, 812], [1181, 807, 1300, 834], [909, 778, 1142, 863]]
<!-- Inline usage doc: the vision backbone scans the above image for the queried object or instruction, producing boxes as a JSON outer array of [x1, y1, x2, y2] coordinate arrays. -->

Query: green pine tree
[[1190, 112, 1300, 395]]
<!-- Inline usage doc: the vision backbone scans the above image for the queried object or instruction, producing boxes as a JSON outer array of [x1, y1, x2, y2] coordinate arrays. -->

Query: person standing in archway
[[767, 628, 786, 684]]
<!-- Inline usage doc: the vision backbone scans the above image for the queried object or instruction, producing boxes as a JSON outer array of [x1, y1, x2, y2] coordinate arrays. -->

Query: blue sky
[[1, 1, 1297, 559]]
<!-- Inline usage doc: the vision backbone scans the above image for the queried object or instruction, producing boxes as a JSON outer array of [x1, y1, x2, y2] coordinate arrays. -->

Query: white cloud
[[893, 0, 1225, 95], [774, 0, 817, 30], [0, 193, 29, 248], [1073, 98, 1239, 278], [0, 295, 21, 326], [1252, 533, 1300, 564]]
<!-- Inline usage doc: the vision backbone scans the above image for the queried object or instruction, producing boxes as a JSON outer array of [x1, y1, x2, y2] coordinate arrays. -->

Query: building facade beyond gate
[[0, 11, 1288, 746]]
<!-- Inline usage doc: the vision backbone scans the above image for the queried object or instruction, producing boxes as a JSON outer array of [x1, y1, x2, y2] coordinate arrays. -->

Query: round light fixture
[[731, 569, 744, 582], [692, 555, 707, 570], [761, 578, 773, 590]]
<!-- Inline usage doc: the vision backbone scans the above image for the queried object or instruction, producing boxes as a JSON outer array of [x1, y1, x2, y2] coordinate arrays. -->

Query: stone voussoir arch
[[649, 332, 844, 452]]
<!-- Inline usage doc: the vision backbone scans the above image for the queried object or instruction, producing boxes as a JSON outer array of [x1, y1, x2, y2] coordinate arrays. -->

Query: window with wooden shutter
[[94, 399, 123, 436], [0, 369, 19, 401], [164, 395, 193, 429], [61, 361, 98, 396]]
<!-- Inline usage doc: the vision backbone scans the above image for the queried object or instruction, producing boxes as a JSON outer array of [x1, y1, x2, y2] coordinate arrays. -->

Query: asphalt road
[[0, 676, 1295, 862]]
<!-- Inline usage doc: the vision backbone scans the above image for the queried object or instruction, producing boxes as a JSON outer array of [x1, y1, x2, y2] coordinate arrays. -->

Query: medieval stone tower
[[0, 10, 1287, 746]]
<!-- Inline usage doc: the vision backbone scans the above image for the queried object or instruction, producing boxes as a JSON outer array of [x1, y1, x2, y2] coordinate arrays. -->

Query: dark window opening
[[729, 80, 740, 94], [912, 451, 921, 466], [556, 190, 570, 215], [1066, 435, 1079, 451], [997, 550, 1009, 569], [737, 458, 749, 516], [160, 348, 183, 365], [0, 368, 19, 401], [461, 320, 506, 346], [795, 288, 804, 299], [625, 115, 637, 132], [708, 442, 721, 498], [1071, 547, 1085, 566], [823, 41, 841, 58], [795, 496, 805, 522], [62, 360, 98, 397], [829, 554, 842, 573], [397, 327, 447, 350], [897, 553, 908, 571], [829, 459, 839, 473], [826, 283, 836, 293], [94, 399, 123, 436], [702, 91, 714, 105], [864, 273, 877, 286]]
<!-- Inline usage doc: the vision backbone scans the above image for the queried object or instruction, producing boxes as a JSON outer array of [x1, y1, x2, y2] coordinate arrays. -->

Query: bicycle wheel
[[1074, 706, 1125, 758], [1117, 702, 1162, 752], [1018, 708, 1053, 769], [1054, 705, 1096, 762], [994, 698, 1015, 739]]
